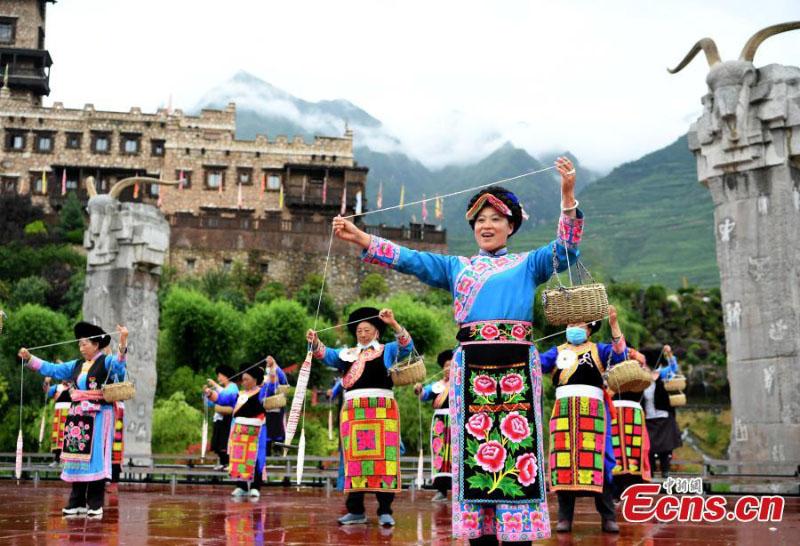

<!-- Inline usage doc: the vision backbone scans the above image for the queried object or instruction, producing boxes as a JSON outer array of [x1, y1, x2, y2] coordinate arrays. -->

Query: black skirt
[[210, 415, 233, 454], [646, 415, 682, 453]]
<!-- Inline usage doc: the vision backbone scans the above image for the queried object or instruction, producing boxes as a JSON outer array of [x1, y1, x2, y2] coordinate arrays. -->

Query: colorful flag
[[179, 170, 184, 190], [201, 403, 208, 459], [157, 183, 162, 208], [322, 175, 327, 204], [340, 183, 347, 215], [133, 183, 139, 199], [422, 196, 428, 222], [41, 170, 47, 196], [376, 182, 383, 208], [278, 181, 284, 209], [167, 94, 173, 115], [259, 172, 265, 201], [61, 169, 67, 196], [355, 191, 362, 215], [399, 184, 405, 210], [218, 173, 223, 195], [435, 197, 441, 219], [237, 181, 243, 210], [284, 352, 312, 455], [302, 176, 307, 202]]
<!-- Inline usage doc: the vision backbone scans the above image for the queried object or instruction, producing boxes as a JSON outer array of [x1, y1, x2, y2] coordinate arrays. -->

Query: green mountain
[[512, 135, 719, 288]]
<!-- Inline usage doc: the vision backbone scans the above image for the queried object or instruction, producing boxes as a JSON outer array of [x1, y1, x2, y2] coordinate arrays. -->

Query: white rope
[[26, 331, 122, 352], [342, 165, 557, 220]]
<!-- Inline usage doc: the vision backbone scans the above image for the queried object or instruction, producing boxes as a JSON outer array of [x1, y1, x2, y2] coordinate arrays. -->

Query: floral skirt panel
[[430, 409, 452, 479], [611, 400, 651, 480], [450, 320, 551, 542], [61, 401, 114, 482]]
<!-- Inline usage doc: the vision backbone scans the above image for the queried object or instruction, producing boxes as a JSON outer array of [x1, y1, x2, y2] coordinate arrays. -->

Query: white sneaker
[[62, 506, 87, 516], [249, 489, 261, 499], [231, 487, 248, 497], [86, 507, 103, 517]]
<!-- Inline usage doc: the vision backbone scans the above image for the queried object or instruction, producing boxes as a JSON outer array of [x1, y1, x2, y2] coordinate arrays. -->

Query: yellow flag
[[435, 197, 441, 219], [399, 185, 405, 210], [278, 182, 284, 209], [41, 170, 47, 195]]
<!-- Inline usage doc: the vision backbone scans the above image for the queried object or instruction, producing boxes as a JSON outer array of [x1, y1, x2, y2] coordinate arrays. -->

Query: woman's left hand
[[378, 308, 398, 328], [555, 156, 577, 205]]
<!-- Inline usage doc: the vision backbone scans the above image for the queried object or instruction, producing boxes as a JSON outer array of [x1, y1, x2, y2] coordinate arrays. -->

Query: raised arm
[[23, 353, 79, 381], [378, 309, 413, 369], [307, 329, 346, 371], [332, 216, 458, 290]]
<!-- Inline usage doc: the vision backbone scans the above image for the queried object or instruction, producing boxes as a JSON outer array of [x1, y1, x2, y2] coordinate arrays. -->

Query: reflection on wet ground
[[0, 482, 796, 544]]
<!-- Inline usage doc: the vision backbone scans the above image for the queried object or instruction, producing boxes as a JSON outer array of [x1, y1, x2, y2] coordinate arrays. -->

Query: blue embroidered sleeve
[[331, 379, 343, 400], [598, 343, 628, 369], [216, 388, 238, 407], [28, 357, 78, 380], [528, 211, 584, 285], [660, 357, 679, 379], [276, 367, 288, 385], [539, 346, 559, 374], [362, 235, 458, 290], [419, 383, 435, 401], [104, 353, 128, 382], [46, 385, 57, 398]]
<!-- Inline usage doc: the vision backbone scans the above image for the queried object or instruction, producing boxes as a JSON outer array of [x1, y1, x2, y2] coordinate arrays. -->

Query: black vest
[[552, 348, 605, 389], [233, 389, 266, 419], [70, 355, 110, 387], [348, 353, 393, 391], [54, 385, 72, 404]]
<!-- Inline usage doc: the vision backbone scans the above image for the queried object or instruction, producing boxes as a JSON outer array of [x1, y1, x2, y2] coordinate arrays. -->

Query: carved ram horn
[[739, 21, 800, 62], [84, 176, 98, 197], [109, 177, 180, 200], [667, 38, 722, 74]]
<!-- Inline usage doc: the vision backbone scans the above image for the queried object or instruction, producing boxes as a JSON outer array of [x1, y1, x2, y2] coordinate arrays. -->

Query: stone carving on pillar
[[670, 21, 800, 469], [83, 175, 178, 462]]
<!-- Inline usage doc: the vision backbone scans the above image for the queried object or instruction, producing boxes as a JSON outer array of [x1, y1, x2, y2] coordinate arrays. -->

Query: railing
[[168, 214, 447, 244]]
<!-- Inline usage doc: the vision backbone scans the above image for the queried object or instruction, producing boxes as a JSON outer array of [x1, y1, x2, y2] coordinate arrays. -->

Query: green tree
[[293, 273, 338, 323], [59, 270, 85, 319], [151, 392, 202, 454], [359, 273, 388, 299], [23, 220, 48, 238], [57, 192, 86, 244], [255, 281, 287, 304], [10, 276, 51, 308], [161, 288, 244, 372]]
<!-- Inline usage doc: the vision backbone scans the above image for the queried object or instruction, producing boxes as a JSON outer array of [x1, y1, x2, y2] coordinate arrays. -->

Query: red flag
[[237, 181, 243, 210], [133, 183, 139, 199], [218, 172, 223, 195], [260, 172, 265, 201], [179, 170, 184, 190], [422, 197, 428, 222], [322, 175, 327, 204], [340, 183, 347, 215], [376, 181, 383, 208], [61, 169, 67, 196]]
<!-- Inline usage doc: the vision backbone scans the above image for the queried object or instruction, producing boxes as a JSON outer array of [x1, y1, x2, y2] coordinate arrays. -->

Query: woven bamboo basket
[[606, 360, 652, 393], [214, 404, 233, 416], [669, 392, 687, 407], [103, 381, 136, 402], [263, 392, 286, 411], [543, 283, 608, 326], [664, 375, 687, 392], [390, 356, 426, 386], [277, 384, 291, 395]]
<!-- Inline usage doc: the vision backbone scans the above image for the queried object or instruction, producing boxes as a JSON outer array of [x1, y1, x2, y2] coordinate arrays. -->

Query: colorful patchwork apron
[[340, 388, 401, 493], [51, 401, 71, 451], [611, 400, 651, 480], [549, 385, 607, 493], [228, 417, 264, 481], [431, 408, 452, 479], [112, 403, 124, 465]]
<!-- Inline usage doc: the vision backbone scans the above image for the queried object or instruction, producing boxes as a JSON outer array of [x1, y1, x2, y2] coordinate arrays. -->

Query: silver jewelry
[[566, 169, 576, 176], [561, 199, 579, 212]]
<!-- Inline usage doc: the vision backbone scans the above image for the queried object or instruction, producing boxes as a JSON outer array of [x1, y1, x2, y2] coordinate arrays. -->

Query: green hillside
[[512, 135, 719, 288]]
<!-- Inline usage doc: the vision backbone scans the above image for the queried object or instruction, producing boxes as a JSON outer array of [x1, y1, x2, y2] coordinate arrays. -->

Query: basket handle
[[548, 241, 598, 289]]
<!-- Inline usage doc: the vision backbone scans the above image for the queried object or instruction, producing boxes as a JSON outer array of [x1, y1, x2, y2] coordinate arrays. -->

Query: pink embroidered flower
[[499, 412, 530, 443], [70, 426, 80, 437], [475, 441, 506, 473], [434, 455, 444, 470], [432, 437, 443, 454], [501, 511, 524, 533], [78, 443, 85, 450], [515, 453, 538, 486], [473, 375, 496, 396], [511, 324, 527, 340], [480, 324, 499, 340], [466, 412, 492, 439], [434, 419, 446, 435], [84, 434, 90, 440], [499, 373, 524, 395], [462, 511, 480, 530]]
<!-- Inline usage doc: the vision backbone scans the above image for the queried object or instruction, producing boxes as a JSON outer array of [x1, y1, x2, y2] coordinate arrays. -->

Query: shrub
[[152, 392, 202, 454], [10, 276, 50, 308], [254, 281, 287, 304], [359, 273, 388, 299], [23, 220, 48, 238], [293, 273, 338, 323]]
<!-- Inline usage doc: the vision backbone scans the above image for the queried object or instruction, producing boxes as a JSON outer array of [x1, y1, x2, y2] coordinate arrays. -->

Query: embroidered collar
[[357, 339, 381, 352], [478, 247, 509, 257]]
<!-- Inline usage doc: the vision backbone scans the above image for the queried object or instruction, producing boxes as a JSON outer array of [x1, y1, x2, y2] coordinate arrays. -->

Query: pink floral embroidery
[[472, 375, 496, 396], [475, 441, 506, 473], [499, 373, 524, 395], [501, 511, 524, 533], [434, 419, 446, 435], [453, 253, 527, 323], [499, 412, 530, 443], [480, 324, 499, 340], [466, 412, 492, 439], [557, 212, 584, 249], [363, 236, 401, 269], [511, 324, 527, 340], [462, 511, 480, 530], [515, 453, 538, 486]]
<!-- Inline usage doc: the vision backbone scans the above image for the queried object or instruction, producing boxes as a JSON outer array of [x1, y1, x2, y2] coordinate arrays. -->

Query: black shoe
[[556, 519, 572, 533], [602, 519, 620, 533]]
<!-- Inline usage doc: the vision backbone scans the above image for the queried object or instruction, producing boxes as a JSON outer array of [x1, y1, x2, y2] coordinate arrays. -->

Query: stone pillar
[[687, 63, 800, 468], [83, 196, 169, 462]]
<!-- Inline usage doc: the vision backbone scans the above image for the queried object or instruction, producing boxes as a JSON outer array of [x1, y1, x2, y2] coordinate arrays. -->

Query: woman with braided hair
[[330, 157, 582, 545]]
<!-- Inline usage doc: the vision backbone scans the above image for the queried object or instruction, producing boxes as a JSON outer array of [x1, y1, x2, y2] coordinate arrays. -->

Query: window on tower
[[0, 18, 16, 44]]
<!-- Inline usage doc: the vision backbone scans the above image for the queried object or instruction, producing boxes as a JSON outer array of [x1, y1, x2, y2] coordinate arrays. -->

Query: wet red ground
[[0, 482, 796, 545]]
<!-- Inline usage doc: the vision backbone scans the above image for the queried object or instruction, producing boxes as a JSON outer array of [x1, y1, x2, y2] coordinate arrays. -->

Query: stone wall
[[1, 0, 44, 50]]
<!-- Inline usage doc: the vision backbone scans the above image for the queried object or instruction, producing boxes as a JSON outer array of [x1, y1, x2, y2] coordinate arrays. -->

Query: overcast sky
[[44, 0, 800, 171]]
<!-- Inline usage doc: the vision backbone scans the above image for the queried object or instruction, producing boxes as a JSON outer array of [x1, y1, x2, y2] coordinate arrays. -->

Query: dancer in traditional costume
[[264, 356, 289, 456], [19, 322, 129, 518], [44, 377, 72, 466], [539, 307, 627, 533], [608, 348, 651, 501], [414, 349, 454, 503], [328, 157, 579, 545], [642, 345, 682, 478], [206, 364, 238, 471], [204, 362, 279, 498], [307, 307, 413, 527]]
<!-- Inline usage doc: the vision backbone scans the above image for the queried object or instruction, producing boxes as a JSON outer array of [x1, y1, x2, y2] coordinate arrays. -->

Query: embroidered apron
[[611, 399, 651, 480]]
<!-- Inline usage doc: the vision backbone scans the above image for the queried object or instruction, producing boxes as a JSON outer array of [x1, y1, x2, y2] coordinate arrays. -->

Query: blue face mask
[[565, 327, 588, 345]]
